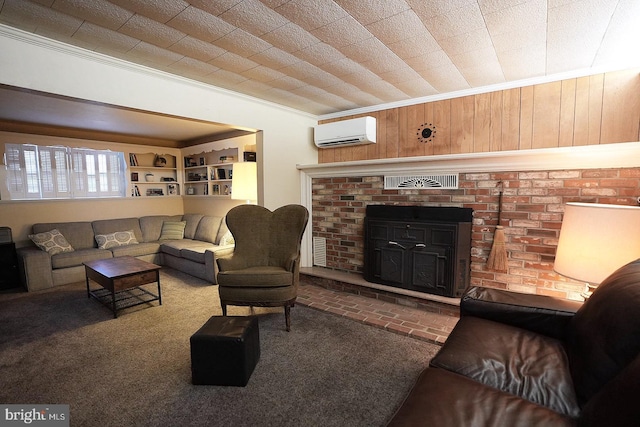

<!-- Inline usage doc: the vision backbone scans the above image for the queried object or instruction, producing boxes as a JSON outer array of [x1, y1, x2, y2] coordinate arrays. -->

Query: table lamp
[[554, 202, 640, 298], [231, 162, 257, 204]]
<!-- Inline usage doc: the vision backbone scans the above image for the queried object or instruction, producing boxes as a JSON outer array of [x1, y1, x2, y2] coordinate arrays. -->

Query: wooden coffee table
[[84, 256, 162, 318]]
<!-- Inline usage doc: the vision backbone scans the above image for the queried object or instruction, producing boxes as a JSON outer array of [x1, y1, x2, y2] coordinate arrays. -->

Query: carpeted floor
[[0, 268, 439, 426]]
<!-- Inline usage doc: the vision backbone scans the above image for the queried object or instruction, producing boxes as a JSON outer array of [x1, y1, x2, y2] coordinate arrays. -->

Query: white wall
[[0, 25, 318, 212]]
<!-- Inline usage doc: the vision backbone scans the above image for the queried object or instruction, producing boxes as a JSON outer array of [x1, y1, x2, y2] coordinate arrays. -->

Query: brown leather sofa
[[388, 258, 640, 427]]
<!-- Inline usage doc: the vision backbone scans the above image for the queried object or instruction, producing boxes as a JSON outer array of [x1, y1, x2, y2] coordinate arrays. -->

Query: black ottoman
[[190, 316, 260, 386]]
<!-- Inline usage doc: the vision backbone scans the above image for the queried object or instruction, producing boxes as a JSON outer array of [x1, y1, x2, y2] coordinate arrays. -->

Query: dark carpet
[[0, 268, 439, 426]]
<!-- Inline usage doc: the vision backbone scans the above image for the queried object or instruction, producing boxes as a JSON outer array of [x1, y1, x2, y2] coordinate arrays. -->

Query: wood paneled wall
[[318, 68, 640, 164]]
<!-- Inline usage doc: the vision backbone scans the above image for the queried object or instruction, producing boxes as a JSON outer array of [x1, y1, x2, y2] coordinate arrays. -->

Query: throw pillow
[[29, 229, 75, 255], [219, 230, 235, 246], [95, 230, 139, 249], [159, 221, 186, 240]]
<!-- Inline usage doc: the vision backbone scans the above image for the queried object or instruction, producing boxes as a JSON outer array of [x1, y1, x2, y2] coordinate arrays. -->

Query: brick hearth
[[297, 267, 459, 345]]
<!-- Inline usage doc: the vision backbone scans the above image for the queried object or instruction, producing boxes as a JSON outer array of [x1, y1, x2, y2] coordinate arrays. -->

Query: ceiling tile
[[241, 65, 287, 83], [295, 42, 346, 67], [497, 46, 546, 80], [269, 75, 307, 91], [319, 57, 371, 77], [336, 0, 411, 25], [219, 0, 289, 36], [593, 0, 640, 68], [107, 0, 189, 23], [1, 0, 82, 35], [407, 0, 477, 21], [167, 6, 236, 43], [275, 0, 348, 31], [418, 2, 486, 40], [168, 56, 219, 77], [310, 15, 371, 47], [394, 77, 438, 98], [126, 41, 184, 67], [201, 68, 248, 87], [209, 51, 260, 73], [72, 21, 139, 53], [262, 22, 320, 53], [387, 34, 442, 61], [546, 0, 618, 73], [365, 10, 428, 45], [416, 63, 470, 92], [168, 36, 226, 63], [119, 13, 186, 48], [249, 47, 302, 70], [438, 27, 494, 57], [338, 37, 390, 64], [51, 0, 133, 31], [188, 0, 244, 16], [213, 28, 272, 58]]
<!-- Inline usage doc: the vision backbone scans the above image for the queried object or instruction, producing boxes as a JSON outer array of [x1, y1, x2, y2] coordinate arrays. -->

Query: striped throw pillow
[[159, 221, 186, 240]]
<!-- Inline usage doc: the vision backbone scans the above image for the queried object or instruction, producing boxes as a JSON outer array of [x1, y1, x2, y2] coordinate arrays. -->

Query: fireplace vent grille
[[384, 174, 458, 189], [313, 237, 327, 267]]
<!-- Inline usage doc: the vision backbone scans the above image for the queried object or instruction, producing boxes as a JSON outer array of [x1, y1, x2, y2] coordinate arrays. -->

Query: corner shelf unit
[[183, 148, 240, 198], [128, 152, 180, 198]]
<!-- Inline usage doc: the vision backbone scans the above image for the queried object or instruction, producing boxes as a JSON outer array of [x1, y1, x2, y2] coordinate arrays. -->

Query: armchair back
[[223, 204, 308, 270]]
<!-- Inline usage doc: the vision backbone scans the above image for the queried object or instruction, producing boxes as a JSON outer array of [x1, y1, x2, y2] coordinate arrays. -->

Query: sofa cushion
[[51, 248, 113, 269], [33, 222, 95, 250], [29, 229, 74, 255], [387, 368, 575, 427], [110, 242, 161, 258], [139, 215, 182, 242], [95, 230, 138, 249], [182, 214, 204, 239], [159, 221, 186, 240], [161, 239, 207, 257], [194, 216, 223, 244], [430, 316, 580, 417], [92, 218, 143, 244], [181, 246, 217, 263]]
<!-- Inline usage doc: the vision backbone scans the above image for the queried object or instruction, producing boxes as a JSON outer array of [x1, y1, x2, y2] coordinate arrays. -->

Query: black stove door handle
[[388, 241, 406, 250]]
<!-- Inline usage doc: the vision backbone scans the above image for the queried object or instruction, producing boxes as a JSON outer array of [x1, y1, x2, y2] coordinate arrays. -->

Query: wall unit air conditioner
[[314, 116, 376, 148]]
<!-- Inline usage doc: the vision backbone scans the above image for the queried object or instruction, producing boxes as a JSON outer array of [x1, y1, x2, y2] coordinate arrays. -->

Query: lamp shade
[[554, 202, 640, 284], [231, 162, 257, 202]]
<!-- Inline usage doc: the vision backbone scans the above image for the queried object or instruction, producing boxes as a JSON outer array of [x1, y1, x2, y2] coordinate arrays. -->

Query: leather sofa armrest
[[460, 286, 583, 340], [16, 247, 54, 291]]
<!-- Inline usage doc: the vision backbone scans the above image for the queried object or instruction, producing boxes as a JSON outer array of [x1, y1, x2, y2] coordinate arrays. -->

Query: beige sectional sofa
[[17, 213, 234, 291]]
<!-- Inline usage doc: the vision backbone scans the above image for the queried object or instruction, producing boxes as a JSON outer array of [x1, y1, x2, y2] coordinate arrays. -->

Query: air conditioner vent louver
[[384, 174, 459, 190]]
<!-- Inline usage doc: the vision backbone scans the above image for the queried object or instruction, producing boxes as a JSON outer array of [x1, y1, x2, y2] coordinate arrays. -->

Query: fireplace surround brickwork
[[312, 167, 640, 301]]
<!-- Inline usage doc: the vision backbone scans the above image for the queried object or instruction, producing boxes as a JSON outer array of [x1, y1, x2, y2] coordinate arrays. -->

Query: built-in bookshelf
[[128, 152, 180, 198], [184, 147, 255, 198], [183, 148, 238, 197]]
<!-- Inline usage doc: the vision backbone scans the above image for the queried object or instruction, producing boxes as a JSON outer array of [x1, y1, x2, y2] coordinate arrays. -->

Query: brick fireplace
[[298, 143, 640, 302]]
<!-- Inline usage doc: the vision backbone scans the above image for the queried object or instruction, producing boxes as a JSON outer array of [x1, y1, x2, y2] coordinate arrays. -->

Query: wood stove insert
[[364, 205, 473, 298]]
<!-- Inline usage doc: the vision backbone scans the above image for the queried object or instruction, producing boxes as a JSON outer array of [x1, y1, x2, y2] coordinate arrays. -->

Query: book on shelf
[[133, 185, 141, 197], [129, 153, 138, 166]]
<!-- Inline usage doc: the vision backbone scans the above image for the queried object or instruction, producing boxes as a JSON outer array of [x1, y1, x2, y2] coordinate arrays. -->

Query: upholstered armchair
[[216, 204, 309, 331]]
